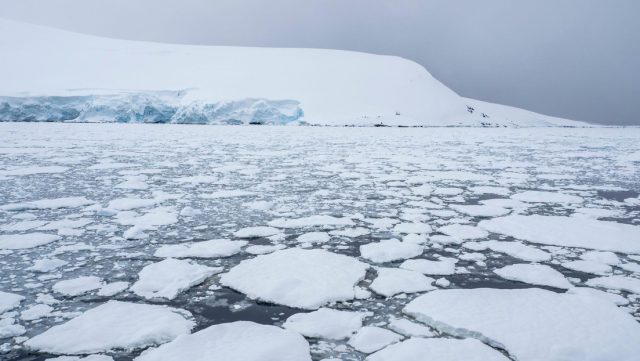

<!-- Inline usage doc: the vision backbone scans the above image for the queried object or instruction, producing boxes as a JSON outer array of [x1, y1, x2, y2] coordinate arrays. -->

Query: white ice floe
[[469, 186, 511, 196], [437, 224, 488, 240], [135, 321, 311, 361], [463, 240, 551, 262], [400, 258, 458, 276], [0, 165, 68, 177], [348, 326, 402, 354], [511, 190, 583, 204], [392, 222, 432, 234], [220, 248, 368, 309], [131, 258, 221, 300], [45, 355, 114, 361], [387, 317, 434, 337], [25, 301, 193, 354], [97, 282, 130, 297], [568, 287, 629, 306], [0, 291, 24, 314], [297, 232, 331, 244], [245, 244, 286, 255], [329, 227, 370, 238], [369, 267, 435, 297], [283, 308, 365, 339], [21, 304, 54, 321], [29, 258, 68, 272], [561, 260, 611, 275], [53, 276, 103, 296], [479, 215, 640, 253], [494, 264, 572, 289], [366, 337, 508, 361], [200, 190, 254, 199], [586, 275, 640, 294], [1, 197, 93, 211], [360, 239, 423, 263], [268, 215, 354, 228], [154, 239, 247, 259], [579, 250, 620, 265], [107, 197, 160, 211], [404, 288, 640, 361], [0, 233, 61, 250], [449, 204, 510, 217], [0, 318, 26, 338], [233, 226, 282, 238]]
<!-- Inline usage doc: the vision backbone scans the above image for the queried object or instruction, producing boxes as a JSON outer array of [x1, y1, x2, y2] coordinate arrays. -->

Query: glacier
[[0, 19, 589, 127], [0, 92, 303, 125]]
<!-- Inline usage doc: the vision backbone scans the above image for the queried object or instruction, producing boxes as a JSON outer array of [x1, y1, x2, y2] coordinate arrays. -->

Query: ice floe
[[154, 239, 247, 259], [348, 326, 402, 354], [0, 233, 61, 249], [366, 337, 508, 361], [369, 267, 435, 297], [283, 308, 365, 339], [494, 264, 573, 289], [360, 239, 423, 263]]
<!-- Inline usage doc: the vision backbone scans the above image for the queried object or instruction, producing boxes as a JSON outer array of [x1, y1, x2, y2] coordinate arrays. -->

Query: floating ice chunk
[[369, 267, 435, 297], [245, 244, 286, 255], [479, 215, 640, 253], [0, 166, 68, 176], [411, 185, 433, 196], [0, 233, 61, 249], [449, 204, 510, 217], [586, 275, 640, 294], [404, 288, 640, 361], [511, 190, 583, 204], [469, 186, 511, 196], [21, 304, 54, 321], [400, 258, 458, 276], [45, 355, 114, 361], [28, 258, 68, 272], [561, 260, 611, 275], [619, 262, 640, 273], [88, 162, 136, 170], [200, 190, 254, 199], [115, 175, 148, 190], [387, 317, 434, 337], [107, 198, 160, 211], [363, 217, 400, 230], [366, 337, 508, 361], [0, 291, 24, 313], [329, 227, 370, 238], [348, 326, 402, 354], [173, 175, 218, 184], [220, 248, 368, 309], [579, 250, 620, 265], [480, 198, 527, 209], [97, 282, 129, 297], [360, 239, 423, 263], [123, 226, 149, 240], [568, 287, 629, 306], [135, 321, 310, 361], [1, 197, 93, 211], [392, 222, 431, 234], [131, 258, 221, 300], [283, 308, 365, 339], [179, 206, 201, 217], [0, 220, 47, 232], [25, 301, 193, 355], [0, 318, 26, 338], [401, 233, 428, 244], [154, 239, 247, 259], [463, 240, 551, 262], [233, 226, 282, 238], [268, 215, 354, 228], [297, 232, 330, 244], [438, 224, 488, 240], [494, 264, 572, 289], [573, 207, 622, 219], [433, 187, 463, 196], [53, 276, 104, 296]]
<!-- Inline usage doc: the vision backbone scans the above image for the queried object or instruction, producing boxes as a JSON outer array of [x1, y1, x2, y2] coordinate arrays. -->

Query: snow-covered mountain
[[0, 19, 588, 127]]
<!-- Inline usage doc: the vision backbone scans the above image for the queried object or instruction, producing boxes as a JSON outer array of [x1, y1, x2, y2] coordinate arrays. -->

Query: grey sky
[[2, 0, 639, 125]]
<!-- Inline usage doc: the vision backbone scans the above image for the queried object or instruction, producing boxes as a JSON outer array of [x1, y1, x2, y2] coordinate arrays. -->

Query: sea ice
[[494, 264, 573, 289], [400, 258, 457, 276], [366, 337, 508, 361], [0, 233, 61, 250], [283, 308, 365, 339], [0, 291, 24, 314], [135, 321, 311, 361], [131, 258, 221, 300], [348, 326, 402, 354], [220, 248, 368, 309], [479, 215, 640, 253], [511, 191, 583, 204], [437, 224, 488, 240], [25, 301, 193, 354], [404, 288, 640, 361], [369, 267, 435, 297], [586, 275, 640, 294], [360, 239, 423, 263], [53, 276, 104, 296], [233, 226, 282, 238], [154, 239, 247, 259]]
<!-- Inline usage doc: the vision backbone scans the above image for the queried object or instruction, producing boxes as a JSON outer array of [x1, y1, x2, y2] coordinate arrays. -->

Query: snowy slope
[[0, 19, 589, 127]]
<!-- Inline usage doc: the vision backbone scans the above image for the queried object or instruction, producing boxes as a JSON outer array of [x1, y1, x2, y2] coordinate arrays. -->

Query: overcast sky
[[2, 0, 639, 125]]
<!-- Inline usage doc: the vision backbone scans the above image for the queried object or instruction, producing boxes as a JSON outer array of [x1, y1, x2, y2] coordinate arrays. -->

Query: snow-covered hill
[[0, 19, 589, 127]]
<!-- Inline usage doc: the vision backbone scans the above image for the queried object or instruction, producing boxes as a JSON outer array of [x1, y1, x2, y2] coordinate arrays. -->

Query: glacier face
[[0, 92, 303, 124]]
